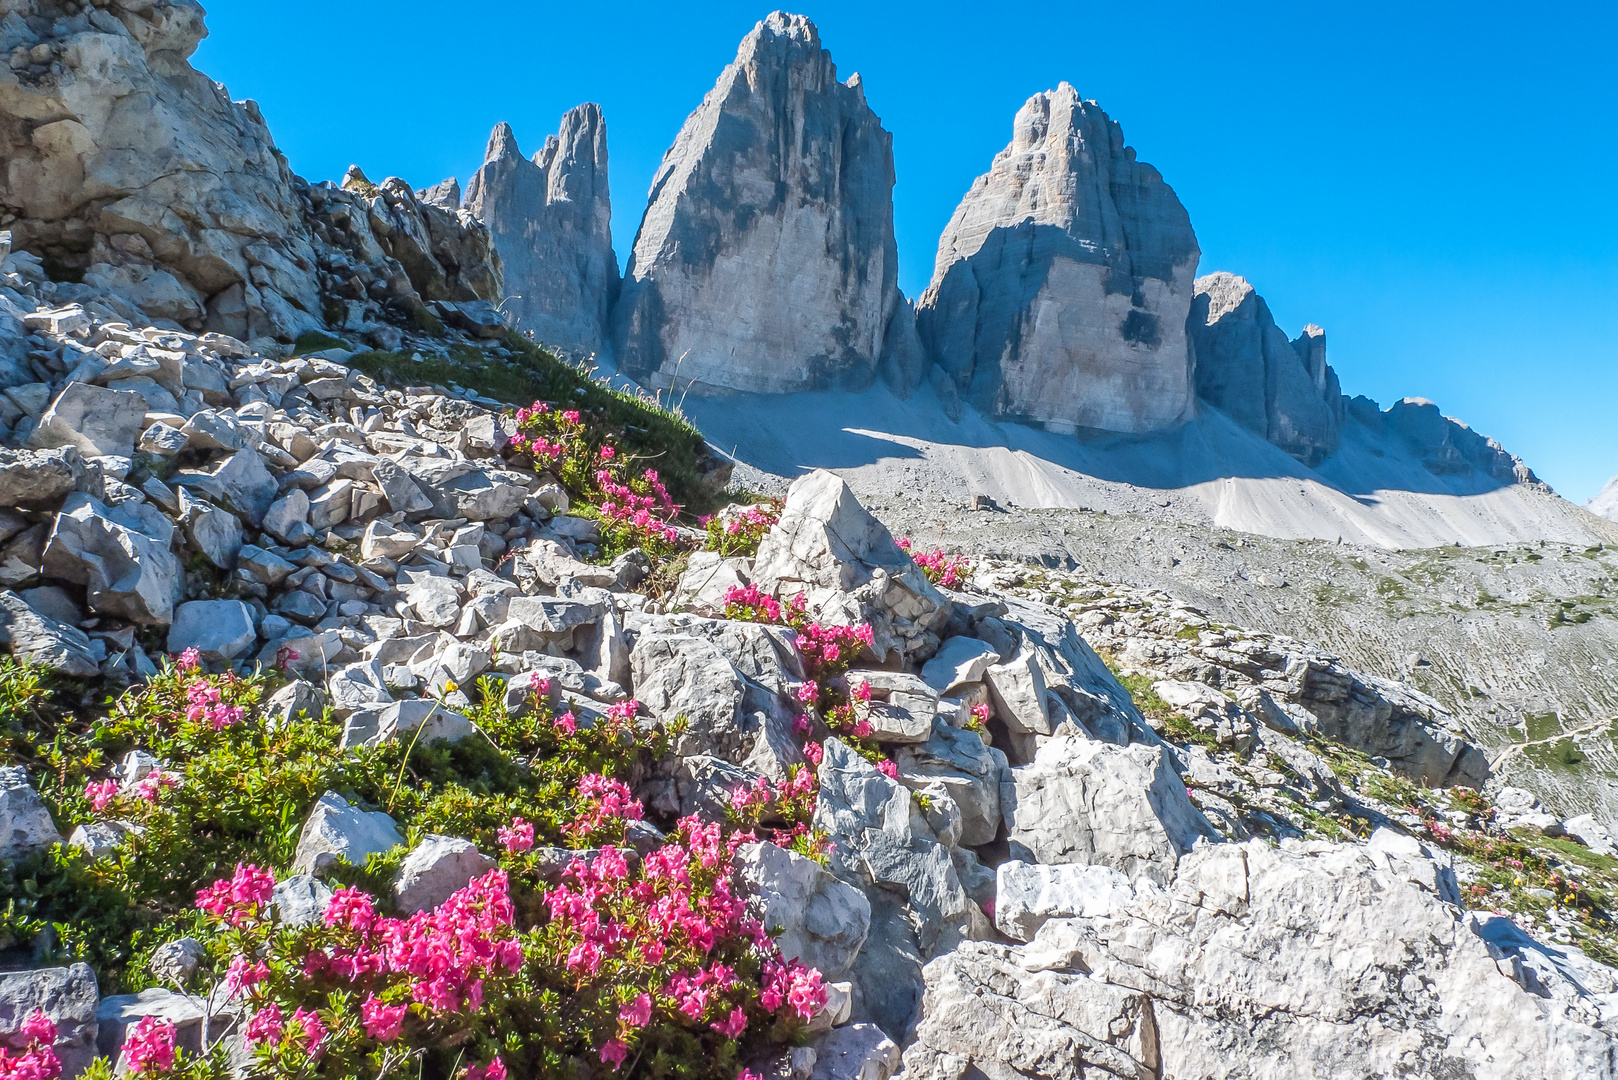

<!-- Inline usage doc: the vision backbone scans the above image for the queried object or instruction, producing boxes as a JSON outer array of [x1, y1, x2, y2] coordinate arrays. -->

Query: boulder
[[166, 599, 256, 662], [96, 989, 228, 1065], [752, 471, 951, 664], [41, 493, 182, 625], [919, 637, 1000, 694], [290, 792, 403, 874], [0, 964, 99, 1078], [894, 721, 1007, 847], [26, 383, 146, 458], [148, 938, 206, 987], [173, 450, 278, 529], [0, 446, 92, 509], [736, 840, 872, 980], [1189, 272, 1343, 465], [992, 860, 1134, 941], [67, 819, 142, 860], [808, 1024, 901, 1080], [392, 835, 498, 913], [612, 13, 916, 396], [916, 83, 1199, 435], [463, 109, 618, 356], [183, 501, 242, 570], [901, 838, 1617, 1080], [670, 551, 754, 617], [395, 457, 530, 522], [1, 766, 58, 860], [326, 660, 392, 714], [1000, 735, 1216, 883], [269, 874, 334, 927], [0, 589, 99, 676]]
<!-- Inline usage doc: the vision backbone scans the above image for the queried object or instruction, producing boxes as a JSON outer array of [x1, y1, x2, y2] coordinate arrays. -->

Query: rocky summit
[[0, 7, 1615, 1080], [917, 83, 1200, 435], [610, 12, 919, 397], [463, 108, 618, 357]]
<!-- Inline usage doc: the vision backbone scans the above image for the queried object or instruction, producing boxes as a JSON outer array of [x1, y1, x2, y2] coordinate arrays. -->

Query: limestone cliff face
[[611, 12, 915, 396], [1189, 272, 1344, 466], [463, 107, 617, 356], [0, 0, 323, 339], [916, 83, 1200, 434]]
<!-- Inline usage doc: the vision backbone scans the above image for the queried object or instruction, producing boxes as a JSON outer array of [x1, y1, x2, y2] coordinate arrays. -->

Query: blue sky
[[195, 2, 1618, 502]]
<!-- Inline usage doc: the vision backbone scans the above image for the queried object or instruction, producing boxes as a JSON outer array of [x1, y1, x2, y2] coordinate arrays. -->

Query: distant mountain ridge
[[436, 10, 1579, 541]]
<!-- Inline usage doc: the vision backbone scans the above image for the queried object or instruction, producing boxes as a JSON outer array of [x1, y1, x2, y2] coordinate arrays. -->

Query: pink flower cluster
[[120, 1016, 175, 1076], [897, 538, 972, 588], [722, 584, 780, 623], [84, 779, 118, 813], [0, 1011, 61, 1080], [595, 468, 678, 547], [566, 773, 644, 843], [760, 959, 828, 1021], [729, 769, 815, 819], [244, 1004, 325, 1057], [134, 771, 179, 803], [185, 676, 244, 731], [703, 501, 781, 556], [195, 863, 275, 927], [310, 870, 524, 1017], [498, 817, 535, 853]]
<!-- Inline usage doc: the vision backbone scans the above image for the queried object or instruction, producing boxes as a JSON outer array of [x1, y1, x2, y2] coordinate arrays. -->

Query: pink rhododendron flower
[[711, 1007, 748, 1039], [195, 863, 275, 926], [467, 1057, 506, 1080], [84, 779, 117, 813], [554, 710, 577, 735], [244, 1004, 284, 1045], [498, 817, 535, 853], [224, 956, 268, 996], [19, 1012, 56, 1047], [600, 445, 616, 460], [120, 1016, 176, 1075], [599, 1039, 629, 1069], [177, 647, 201, 671], [877, 759, 899, 780], [289, 1008, 325, 1055], [361, 996, 408, 1042], [619, 993, 652, 1029], [802, 741, 824, 765]]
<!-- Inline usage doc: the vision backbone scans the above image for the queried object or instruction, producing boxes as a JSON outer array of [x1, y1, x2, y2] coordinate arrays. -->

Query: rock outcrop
[[1348, 394, 1540, 486], [612, 12, 917, 396], [1189, 272, 1345, 466], [903, 833, 1618, 1080], [0, 0, 320, 338], [463, 108, 617, 356], [916, 83, 1199, 434], [0, 1, 500, 347]]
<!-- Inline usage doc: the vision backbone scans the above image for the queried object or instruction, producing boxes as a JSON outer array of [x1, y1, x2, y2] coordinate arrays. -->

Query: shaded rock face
[[1189, 272, 1345, 466], [463, 107, 618, 356], [612, 12, 914, 397], [917, 83, 1199, 434], [0, 0, 321, 339], [1348, 394, 1540, 487]]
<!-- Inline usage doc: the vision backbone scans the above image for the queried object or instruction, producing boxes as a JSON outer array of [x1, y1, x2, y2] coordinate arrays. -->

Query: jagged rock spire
[[464, 106, 618, 356]]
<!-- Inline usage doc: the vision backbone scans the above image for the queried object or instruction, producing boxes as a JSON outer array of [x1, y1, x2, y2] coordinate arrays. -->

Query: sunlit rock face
[[917, 83, 1200, 434], [611, 12, 916, 397]]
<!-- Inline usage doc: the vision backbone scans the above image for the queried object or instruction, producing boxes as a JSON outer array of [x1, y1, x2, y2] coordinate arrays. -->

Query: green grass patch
[[347, 334, 722, 514], [291, 330, 351, 355]]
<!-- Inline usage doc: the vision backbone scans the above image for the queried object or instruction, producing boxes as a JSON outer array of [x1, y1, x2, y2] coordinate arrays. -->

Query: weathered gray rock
[[808, 1024, 901, 1080], [0, 963, 99, 1078], [183, 500, 242, 570], [262, 490, 312, 546], [1347, 394, 1539, 486], [290, 791, 403, 874], [0, 589, 98, 676], [463, 109, 618, 356], [174, 449, 278, 529], [670, 550, 753, 617], [1, 766, 58, 859], [1190, 272, 1344, 466], [736, 840, 871, 980], [68, 819, 141, 860], [917, 83, 1198, 434], [42, 493, 181, 626], [919, 637, 1000, 694], [395, 456, 531, 522], [148, 938, 206, 987], [0, 0, 324, 338], [326, 660, 393, 714], [1000, 734, 1216, 883], [612, 13, 915, 396], [902, 836, 1618, 1080], [269, 874, 334, 927], [753, 470, 951, 664], [992, 860, 1134, 941], [166, 599, 256, 662], [1589, 476, 1618, 523], [26, 382, 146, 458], [0, 446, 93, 509], [393, 835, 497, 913], [894, 721, 1007, 847]]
